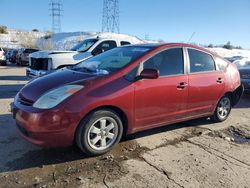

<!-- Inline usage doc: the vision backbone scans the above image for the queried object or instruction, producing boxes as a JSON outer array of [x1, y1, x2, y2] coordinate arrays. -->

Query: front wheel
[[211, 95, 232, 122], [76, 109, 123, 156]]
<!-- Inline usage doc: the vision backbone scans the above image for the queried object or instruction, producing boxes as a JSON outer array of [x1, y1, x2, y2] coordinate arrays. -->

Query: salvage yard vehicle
[[0, 47, 7, 65], [26, 34, 142, 77], [18, 48, 39, 66], [234, 58, 250, 93], [9, 50, 18, 64], [12, 43, 243, 156]]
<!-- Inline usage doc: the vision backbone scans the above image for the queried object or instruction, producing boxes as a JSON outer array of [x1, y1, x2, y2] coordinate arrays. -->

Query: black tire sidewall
[[76, 109, 123, 156]]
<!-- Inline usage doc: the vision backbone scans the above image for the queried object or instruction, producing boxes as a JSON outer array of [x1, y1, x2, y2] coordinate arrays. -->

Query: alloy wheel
[[217, 97, 231, 119], [87, 117, 118, 151]]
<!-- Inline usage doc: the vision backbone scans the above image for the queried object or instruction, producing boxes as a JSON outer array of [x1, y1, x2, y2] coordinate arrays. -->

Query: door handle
[[216, 78, 224, 84], [177, 82, 188, 89]]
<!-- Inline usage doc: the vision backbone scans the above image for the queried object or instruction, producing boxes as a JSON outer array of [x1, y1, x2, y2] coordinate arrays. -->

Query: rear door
[[134, 47, 188, 129], [186, 48, 225, 117]]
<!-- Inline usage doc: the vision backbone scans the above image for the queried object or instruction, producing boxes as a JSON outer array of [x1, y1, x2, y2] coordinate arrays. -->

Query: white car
[[27, 34, 143, 77], [0, 47, 7, 66]]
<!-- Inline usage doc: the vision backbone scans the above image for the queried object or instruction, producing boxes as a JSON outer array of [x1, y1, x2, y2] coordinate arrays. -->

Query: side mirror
[[140, 68, 159, 79]]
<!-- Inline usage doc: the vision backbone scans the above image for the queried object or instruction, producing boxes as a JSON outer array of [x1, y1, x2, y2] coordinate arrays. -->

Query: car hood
[[29, 50, 78, 58], [19, 68, 99, 102]]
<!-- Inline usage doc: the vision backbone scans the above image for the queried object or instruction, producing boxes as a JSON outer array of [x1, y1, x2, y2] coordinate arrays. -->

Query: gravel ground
[[0, 65, 250, 188]]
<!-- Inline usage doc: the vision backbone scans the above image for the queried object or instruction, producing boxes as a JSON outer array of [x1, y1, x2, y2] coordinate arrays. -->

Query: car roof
[[128, 43, 217, 55]]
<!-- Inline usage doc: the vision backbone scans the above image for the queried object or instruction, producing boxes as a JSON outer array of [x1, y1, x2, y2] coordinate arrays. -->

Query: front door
[[134, 47, 188, 130]]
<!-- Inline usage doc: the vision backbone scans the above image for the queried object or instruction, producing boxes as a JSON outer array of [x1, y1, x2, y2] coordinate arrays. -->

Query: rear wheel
[[76, 109, 123, 156], [211, 95, 231, 122]]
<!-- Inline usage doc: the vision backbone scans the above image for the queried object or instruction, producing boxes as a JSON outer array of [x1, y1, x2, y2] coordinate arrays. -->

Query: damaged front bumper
[[26, 67, 49, 78]]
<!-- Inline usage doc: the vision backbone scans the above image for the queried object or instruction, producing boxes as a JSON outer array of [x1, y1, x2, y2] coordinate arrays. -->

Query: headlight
[[33, 85, 84, 109]]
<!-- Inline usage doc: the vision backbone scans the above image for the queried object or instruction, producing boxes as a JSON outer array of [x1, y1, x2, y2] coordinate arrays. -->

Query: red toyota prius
[[12, 43, 243, 156]]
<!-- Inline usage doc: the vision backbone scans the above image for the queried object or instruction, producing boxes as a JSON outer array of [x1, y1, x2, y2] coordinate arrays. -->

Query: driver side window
[[143, 48, 184, 77], [92, 40, 117, 55]]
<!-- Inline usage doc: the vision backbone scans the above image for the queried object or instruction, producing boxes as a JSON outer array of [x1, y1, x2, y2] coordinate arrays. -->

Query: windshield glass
[[71, 46, 153, 75], [71, 39, 98, 52]]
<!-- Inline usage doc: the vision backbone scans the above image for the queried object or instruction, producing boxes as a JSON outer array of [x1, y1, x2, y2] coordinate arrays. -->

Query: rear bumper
[[0, 56, 6, 61]]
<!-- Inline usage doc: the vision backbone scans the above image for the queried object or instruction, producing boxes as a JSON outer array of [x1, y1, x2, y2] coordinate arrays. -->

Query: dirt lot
[[0, 65, 250, 188]]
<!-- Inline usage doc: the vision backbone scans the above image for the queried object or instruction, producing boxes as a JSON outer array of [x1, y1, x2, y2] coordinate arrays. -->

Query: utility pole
[[49, 0, 63, 33], [102, 0, 120, 33]]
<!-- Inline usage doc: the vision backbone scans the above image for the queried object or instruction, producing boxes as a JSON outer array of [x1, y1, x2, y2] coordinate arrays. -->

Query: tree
[[208, 43, 214, 48], [0, 26, 8, 34], [223, 41, 233, 50]]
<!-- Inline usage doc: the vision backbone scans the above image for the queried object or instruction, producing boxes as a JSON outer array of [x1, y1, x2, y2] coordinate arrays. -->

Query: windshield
[[71, 39, 98, 52], [71, 46, 153, 75]]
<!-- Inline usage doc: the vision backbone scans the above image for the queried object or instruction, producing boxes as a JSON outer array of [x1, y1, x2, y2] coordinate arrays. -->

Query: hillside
[[0, 28, 47, 49], [1, 28, 249, 59], [37, 31, 144, 50]]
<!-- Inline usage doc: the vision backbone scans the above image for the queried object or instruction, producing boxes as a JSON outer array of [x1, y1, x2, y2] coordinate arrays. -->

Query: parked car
[[12, 43, 243, 156], [9, 50, 18, 64], [18, 48, 39, 66], [6, 49, 14, 60], [27, 34, 142, 77], [233, 58, 250, 93], [16, 48, 25, 65], [225, 55, 244, 63], [0, 47, 7, 66]]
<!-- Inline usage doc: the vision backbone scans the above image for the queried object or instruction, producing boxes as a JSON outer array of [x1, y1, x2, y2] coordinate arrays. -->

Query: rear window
[[188, 49, 215, 73]]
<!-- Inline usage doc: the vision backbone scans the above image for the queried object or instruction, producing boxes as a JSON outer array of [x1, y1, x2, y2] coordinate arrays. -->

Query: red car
[[12, 43, 243, 156]]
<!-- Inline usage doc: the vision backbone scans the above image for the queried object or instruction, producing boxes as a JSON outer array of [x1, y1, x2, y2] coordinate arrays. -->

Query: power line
[[49, 0, 63, 33], [102, 0, 120, 33]]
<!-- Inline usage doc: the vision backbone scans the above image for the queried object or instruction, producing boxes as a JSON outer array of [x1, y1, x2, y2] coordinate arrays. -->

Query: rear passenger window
[[143, 48, 184, 76], [120, 41, 131, 46], [188, 49, 215, 73]]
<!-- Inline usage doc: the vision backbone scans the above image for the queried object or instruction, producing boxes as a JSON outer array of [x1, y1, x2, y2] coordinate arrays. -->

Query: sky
[[0, 0, 250, 48]]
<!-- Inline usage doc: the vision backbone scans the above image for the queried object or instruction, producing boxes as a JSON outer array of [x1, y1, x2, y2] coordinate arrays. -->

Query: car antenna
[[187, 32, 196, 43]]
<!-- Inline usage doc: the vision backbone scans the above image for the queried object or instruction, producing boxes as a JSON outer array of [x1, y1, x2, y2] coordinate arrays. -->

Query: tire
[[211, 95, 232, 122], [0, 60, 6, 66], [76, 109, 123, 156]]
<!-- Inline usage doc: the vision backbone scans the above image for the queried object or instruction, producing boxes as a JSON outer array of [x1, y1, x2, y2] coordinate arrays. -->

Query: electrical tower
[[49, 0, 63, 33], [102, 0, 120, 33]]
